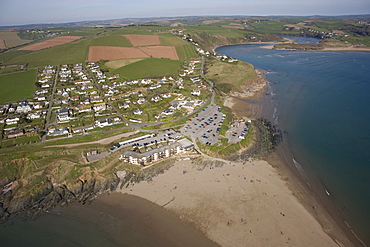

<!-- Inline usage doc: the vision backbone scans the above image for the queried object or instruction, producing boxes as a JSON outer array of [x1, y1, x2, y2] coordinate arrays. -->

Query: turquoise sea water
[[216, 42, 370, 245]]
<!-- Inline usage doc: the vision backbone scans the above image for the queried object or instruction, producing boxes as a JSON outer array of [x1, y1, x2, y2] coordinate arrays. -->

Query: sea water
[[216, 42, 370, 245]]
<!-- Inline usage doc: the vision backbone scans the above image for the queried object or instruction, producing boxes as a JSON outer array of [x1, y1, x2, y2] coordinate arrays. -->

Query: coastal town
[[0, 12, 369, 247], [0, 49, 251, 166]]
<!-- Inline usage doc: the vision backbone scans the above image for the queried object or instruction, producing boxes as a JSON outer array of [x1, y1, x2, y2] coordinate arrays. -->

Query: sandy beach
[[119, 157, 352, 246]]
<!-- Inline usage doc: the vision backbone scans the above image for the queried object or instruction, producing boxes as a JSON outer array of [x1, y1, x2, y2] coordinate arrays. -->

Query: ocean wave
[[344, 221, 367, 247], [292, 158, 308, 179], [272, 107, 277, 118]]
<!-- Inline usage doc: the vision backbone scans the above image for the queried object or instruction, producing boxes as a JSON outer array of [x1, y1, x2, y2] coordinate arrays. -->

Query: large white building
[[119, 138, 194, 166]]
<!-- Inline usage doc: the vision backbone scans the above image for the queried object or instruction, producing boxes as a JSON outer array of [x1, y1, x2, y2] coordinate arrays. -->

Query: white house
[[15, 102, 33, 114], [57, 107, 70, 122], [6, 115, 19, 125], [191, 90, 201, 96], [151, 96, 161, 102], [27, 112, 43, 120], [95, 118, 114, 128], [133, 109, 143, 115], [93, 103, 107, 112]]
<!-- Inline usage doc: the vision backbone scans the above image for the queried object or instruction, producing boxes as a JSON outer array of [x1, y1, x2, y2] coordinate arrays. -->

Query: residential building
[[95, 118, 113, 128], [7, 129, 24, 138], [119, 138, 193, 166], [57, 107, 70, 122]]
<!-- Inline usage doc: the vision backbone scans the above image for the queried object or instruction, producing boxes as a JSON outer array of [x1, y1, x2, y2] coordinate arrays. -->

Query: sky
[[0, 0, 369, 26]]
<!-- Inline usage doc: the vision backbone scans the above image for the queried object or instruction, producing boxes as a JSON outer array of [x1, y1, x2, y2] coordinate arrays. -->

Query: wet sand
[[54, 193, 219, 247]]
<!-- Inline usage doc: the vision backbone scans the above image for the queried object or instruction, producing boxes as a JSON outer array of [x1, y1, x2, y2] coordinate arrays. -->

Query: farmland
[[5, 38, 93, 67], [176, 44, 199, 60], [124, 34, 161, 46], [105, 59, 144, 69], [0, 50, 32, 64], [88, 46, 149, 61], [111, 58, 181, 79], [90, 34, 132, 47], [0, 69, 37, 104], [18, 36, 83, 51], [0, 31, 32, 49]]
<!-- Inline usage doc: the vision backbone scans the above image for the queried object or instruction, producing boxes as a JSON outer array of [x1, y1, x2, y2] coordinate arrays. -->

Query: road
[[42, 65, 59, 142]]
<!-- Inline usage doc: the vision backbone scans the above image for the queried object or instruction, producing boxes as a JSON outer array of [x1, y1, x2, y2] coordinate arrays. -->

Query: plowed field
[[18, 36, 82, 51], [124, 34, 161, 46], [139, 46, 179, 60], [88, 46, 150, 61]]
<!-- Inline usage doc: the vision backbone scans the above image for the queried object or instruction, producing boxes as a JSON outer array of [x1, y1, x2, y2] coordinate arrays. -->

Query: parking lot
[[180, 105, 225, 145], [225, 121, 250, 144], [111, 129, 182, 152]]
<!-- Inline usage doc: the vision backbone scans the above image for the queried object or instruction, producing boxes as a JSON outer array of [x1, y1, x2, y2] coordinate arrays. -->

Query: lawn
[[112, 58, 181, 80], [91, 34, 132, 47], [0, 31, 32, 48], [0, 69, 37, 104], [0, 135, 41, 149], [4, 38, 93, 67]]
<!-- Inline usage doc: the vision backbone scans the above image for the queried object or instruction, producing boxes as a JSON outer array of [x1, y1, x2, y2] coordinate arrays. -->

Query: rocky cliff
[[0, 174, 120, 221]]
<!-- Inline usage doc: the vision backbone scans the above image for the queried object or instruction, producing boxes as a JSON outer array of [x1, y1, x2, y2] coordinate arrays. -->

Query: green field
[[91, 34, 132, 47], [0, 31, 32, 48], [0, 65, 23, 74], [0, 69, 37, 104], [61, 32, 92, 36], [159, 34, 199, 60], [111, 58, 181, 80], [176, 44, 199, 60], [205, 59, 257, 93], [0, 50, 32, 64], [249, 20, 286, 33], [4, 38, 93, 67], [113, 26, 172, 35], [159, 33, 188, 46]]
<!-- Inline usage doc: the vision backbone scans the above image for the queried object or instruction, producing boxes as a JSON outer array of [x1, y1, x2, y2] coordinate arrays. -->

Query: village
[[0, 56, 252, 166], [0, 58, 214, 142], [0, 28, 254, 165]]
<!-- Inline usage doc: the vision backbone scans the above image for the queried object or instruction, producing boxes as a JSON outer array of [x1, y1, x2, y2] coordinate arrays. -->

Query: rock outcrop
[[0, 174, 120, 221]]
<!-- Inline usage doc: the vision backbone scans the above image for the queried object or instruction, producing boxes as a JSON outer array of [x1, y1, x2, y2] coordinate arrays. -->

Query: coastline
[[212, 39, 370, 54], [101, 70, 355, 246], [39, 43, 362, 246], [224, 71, 361, 246], [63, 60, 358, 246]]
